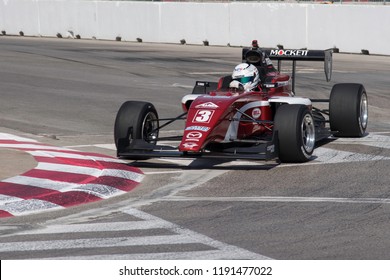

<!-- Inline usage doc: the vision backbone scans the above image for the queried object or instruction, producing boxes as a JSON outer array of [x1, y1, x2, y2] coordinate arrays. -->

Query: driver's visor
[[235, 76, 253, 84]]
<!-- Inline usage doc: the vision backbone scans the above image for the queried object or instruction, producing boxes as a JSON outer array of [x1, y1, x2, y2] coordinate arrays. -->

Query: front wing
[[117, 137, 279, 161]]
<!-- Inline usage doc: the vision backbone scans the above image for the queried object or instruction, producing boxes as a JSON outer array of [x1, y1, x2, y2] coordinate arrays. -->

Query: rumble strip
[[0, 133, 144, 218]]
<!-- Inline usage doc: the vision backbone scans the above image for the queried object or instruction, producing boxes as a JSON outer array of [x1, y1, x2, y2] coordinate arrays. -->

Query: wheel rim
[[302, 113, 315, 153], [359, 93, 368, 130], [142, 112, 159, 144]]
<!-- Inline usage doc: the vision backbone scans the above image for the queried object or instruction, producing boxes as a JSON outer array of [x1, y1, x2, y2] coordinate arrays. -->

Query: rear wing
[[243, 48, 333, 92]]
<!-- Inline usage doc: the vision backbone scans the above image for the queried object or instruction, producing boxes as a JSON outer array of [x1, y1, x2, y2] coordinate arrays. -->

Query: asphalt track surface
[[0, 36, 390, 259]]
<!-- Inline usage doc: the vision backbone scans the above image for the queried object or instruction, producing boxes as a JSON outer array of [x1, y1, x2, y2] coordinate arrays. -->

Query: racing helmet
[[232, 63, 260, 91], [228, 80, 245, 94]]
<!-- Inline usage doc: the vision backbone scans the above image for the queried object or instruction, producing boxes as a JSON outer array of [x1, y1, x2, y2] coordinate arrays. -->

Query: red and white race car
[[114, 42, 368, 163]]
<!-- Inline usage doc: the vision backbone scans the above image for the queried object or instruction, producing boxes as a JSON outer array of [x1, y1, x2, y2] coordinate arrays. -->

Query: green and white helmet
[[232, 63, 260, 92]]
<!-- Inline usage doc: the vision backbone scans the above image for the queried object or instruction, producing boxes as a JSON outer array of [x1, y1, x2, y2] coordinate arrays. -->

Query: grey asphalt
[[0, 148, 36, 180], [1, 36, 390, 259]]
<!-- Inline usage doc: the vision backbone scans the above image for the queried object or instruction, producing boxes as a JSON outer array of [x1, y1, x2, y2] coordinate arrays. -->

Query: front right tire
[[329, 83, 368, 137]]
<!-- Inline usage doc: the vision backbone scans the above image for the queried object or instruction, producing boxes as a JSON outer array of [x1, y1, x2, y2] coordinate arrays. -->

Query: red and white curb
[[0, 133, 143, 218]]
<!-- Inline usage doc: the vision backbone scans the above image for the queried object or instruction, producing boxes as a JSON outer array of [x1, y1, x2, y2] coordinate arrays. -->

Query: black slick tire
[[274, 104, 315, 163], [329, 83, 368, 137], [114, 101, 159, 159]]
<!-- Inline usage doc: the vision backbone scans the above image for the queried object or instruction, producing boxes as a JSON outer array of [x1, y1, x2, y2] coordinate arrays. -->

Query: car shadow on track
[[125, 138, 341, 170], [127, 158, 280, 171]]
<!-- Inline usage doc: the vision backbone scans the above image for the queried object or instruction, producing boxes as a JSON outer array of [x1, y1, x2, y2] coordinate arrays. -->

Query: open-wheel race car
[[114, 41, 368, 163]]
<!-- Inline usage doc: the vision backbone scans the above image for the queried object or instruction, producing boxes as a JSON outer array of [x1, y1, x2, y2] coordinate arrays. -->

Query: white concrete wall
[[1, 1, 389, 55]]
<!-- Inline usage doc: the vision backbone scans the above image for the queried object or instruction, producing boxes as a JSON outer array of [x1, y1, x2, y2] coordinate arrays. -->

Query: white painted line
[[0, 143, 74, 151], [101, 168, 144, 182], [64, 144, 99, 148], [313, 147, 390, 163], [0, 199, 63, 216], [278, 147, 390, 168], [334, 133, 390, 149], [3, 176, 79, 191], [32, 162, 144, 182], [0, 194, 24, 206], [0, 235, 203, 252], [372, 131, 390, 134], [68, 184, 126, 198], [35, 162, 104, 176], [17, 220, 172, 235], [44, 250, 241, 260], [93, 144, 116, 150], [10, 208, 268, 259], [0, 133, 38, 142], [64, 144, 117, 151], [162, 196, 390, 204], [29, 150, 123, 163], [2, 176, 126, 198], [144, 171, 185, 175], [124, 208, 269, 259]]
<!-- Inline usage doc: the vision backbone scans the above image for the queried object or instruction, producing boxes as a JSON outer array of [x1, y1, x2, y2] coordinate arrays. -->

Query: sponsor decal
[[185, 131, 203, 142], [182, 142, 198, 149], [234, 64, 249, 71], [270, 49, 308, 56], [193, 110, 215, 123], [252, 108, 261, 119], [185, 126, 210, 132], [196, 102, 219, 109], [187, 131, 202, 139], [277, 81, 290, 87], [264, 83, 276, 88], [264, 80, 290, 88], [267, 144, 275, 153]]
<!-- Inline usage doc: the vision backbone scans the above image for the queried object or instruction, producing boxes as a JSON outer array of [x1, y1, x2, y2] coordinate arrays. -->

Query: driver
[[228, 80, 245, 94], [231, 63, 260, 92]]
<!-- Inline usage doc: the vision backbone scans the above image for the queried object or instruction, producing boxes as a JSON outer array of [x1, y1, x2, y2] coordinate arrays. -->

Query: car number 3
[[193, 110, 214, 123]]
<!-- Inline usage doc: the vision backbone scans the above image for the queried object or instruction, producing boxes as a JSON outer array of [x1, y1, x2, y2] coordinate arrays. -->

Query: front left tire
[[274, 104, 316, 163]]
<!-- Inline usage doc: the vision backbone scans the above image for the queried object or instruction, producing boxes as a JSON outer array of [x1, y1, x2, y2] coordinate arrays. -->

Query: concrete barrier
[[0, 1, 389, 55]]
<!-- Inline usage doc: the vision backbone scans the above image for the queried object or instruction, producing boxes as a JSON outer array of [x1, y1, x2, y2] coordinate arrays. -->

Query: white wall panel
[[0, 1, 389, 55]]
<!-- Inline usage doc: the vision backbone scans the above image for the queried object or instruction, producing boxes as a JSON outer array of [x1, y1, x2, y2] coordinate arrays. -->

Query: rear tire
[[329, 83, 368, 137], [274, 104, 315, 163], [114, 101, 159, 159]]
